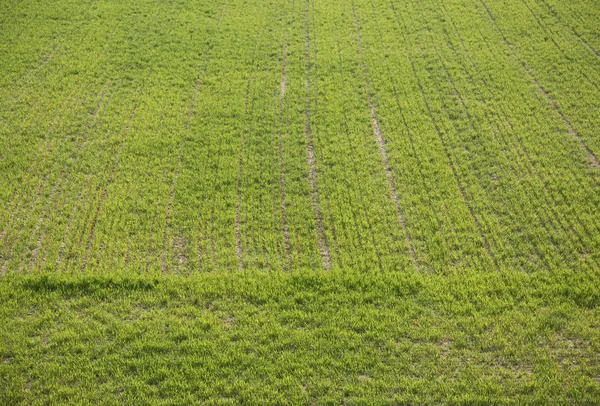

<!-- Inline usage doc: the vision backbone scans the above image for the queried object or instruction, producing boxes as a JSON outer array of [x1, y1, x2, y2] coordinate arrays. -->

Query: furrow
[[163, 0, 228, 275], [352, 2, 419, 272], [304, 1, 331, 271], [478, 0, 599, 170], [389, 2, 499, 272], [80, 79, 147, 273], [277, 35, 292, 268]]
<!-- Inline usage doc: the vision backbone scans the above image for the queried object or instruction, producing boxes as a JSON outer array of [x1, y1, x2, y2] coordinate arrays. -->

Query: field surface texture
[[0, 0, 599, 403]]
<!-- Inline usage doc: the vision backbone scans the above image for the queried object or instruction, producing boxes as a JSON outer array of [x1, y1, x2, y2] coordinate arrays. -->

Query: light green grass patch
[[1, 270, 598, 404]]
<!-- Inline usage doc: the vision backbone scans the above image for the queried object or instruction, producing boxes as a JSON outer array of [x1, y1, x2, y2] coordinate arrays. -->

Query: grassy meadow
[[1, 0, 599, 402]]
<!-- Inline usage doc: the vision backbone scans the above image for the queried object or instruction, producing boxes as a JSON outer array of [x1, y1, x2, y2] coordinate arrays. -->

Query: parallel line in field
[[330, 21, 383, 272], [437, 1, 593, 268], [478, 0, 600, 170], [413, 2, 543, 270], [3, 27, 117, 135], [0, 29, 119, 234], [2, 85, 108, 275], [235, 21, 264, 270], [19, 85, 93, 273], [342, 106, 384, 273], [163, 0, 228, 275], [0, 86, 81, 243], [146, 171, 168, 274], [518, 0, 599, 93], [352, 1, 419, 272], [80, 84, 145, 273], [125, 88, 171, 272], [444, 1, 600, 242], [11, 44, 55, 89], [389, 2, 500, 272], [50, 83, 124, 274], [537, 0, 600, 60], [53, 84, 116, 273], [315, 32, 342, 270], [437, 47, 551, 270], [277, 35, 292, 269], [305, 0, 331, 270], [368, 0, 454, 271]]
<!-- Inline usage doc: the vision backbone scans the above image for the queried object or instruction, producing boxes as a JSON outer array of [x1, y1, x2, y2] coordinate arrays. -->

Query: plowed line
[[81, 92, 142, 273], [537, 0, 600, 60], [163, 0, 228, 275], [479, 0, 599, 169], [235, 50, 260, 270], [278, 36, 292, 268], [0, 86, 80, 243], [304, 3, 331, 270], [2, 86, 108, 275], [352, 2, 419, 272], [389, 2, 499, 271]]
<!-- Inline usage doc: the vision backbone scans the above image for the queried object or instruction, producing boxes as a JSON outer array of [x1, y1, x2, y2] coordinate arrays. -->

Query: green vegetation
[[1, 0, 599, 402], [1, 271, 599, 403]]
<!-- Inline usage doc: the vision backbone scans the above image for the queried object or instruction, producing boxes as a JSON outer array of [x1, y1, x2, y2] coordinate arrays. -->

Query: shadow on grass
[[21, 275, 159, 297]]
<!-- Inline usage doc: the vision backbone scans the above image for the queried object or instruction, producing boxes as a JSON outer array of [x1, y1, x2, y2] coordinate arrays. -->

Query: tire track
[[478, 0, 600, 170], [80, 78, 148, 273], [1, 85, 108, 276], [537, 0, 600, 60], [277, 35, 292, 269], [234, 26, 263, 270], [389, 1, 499, 272], [352, 1, 419, 272], [436, 0, 595, 269], [163, 0, 228, 275], [303, 0, 331, 271]]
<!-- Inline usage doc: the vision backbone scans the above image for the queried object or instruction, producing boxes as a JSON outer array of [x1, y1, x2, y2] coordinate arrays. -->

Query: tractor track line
[[80, 80, 147, 273], [1, 86, 108, 275], [235, 27, 262, 270], [478, 0, 599, 170], [277, 35, 292, 268], [389, 1, 499, 271], [304, 0, 331, 270], [352, 1, 419, 272], [163, 0, 228, 275]]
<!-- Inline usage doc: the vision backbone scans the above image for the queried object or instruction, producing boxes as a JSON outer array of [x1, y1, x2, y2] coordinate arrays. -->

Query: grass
[[1, 269, 599, 404], [1, 0, 600, 402]]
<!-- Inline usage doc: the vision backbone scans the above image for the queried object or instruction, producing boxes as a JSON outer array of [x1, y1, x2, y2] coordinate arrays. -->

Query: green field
[[1, 0, 599, 403]]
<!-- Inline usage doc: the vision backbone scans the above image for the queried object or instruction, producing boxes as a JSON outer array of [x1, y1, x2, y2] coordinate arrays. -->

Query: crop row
[[0, 0, 598, 275]]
